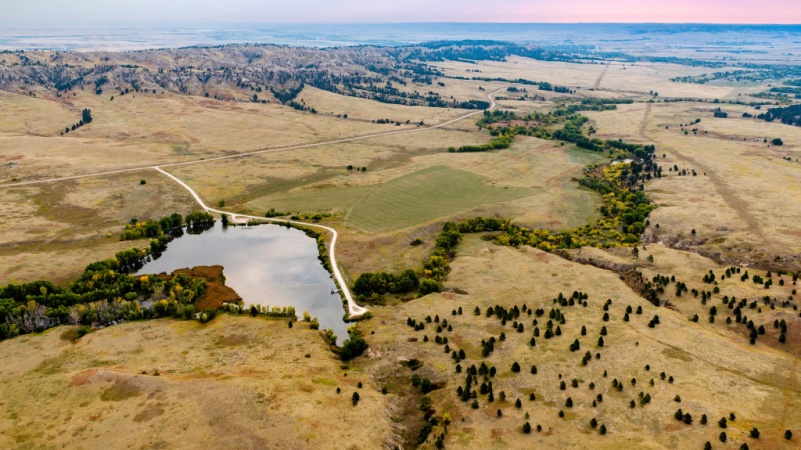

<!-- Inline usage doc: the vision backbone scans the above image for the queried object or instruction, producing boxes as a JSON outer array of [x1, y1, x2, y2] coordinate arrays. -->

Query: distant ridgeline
[[0, 211, 216, 341], [0, 40, 760, 111], [354, 105, 658, 303]]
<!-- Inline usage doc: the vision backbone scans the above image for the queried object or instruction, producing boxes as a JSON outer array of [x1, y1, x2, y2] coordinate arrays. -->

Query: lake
[[136, 222, 349, 344]]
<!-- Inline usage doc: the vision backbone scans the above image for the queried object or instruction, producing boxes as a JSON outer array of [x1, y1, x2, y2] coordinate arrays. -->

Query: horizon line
[[1, 21, 801, 27]]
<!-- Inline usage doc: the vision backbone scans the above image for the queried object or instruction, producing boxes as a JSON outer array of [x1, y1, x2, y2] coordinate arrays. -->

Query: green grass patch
[[312, 377, 338, 386], [250, 166, 535, 233]]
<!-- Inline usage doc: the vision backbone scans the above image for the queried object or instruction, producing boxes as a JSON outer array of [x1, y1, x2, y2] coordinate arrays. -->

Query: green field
[[249, 165, 536, 233]]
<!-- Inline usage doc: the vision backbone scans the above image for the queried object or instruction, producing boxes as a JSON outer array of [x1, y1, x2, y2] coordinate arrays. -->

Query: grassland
[[583, 101, 801, 269], [2, 41, 801, 450], [358, 235, 801, 449], [0, 314, 389, 450], [251, 165, 534, 233], [0, 172, 197, 285]]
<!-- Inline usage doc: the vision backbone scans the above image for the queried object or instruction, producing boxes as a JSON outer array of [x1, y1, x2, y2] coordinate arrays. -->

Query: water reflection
[[136, 223, 349, 344]]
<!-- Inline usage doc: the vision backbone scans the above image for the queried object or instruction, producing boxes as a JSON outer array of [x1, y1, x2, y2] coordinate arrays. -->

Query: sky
[[2, 0, 799, 25]]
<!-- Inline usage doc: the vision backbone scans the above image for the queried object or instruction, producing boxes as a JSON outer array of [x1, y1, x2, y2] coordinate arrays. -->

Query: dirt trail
[[593, 62, 610, 89], [638, 102, 776, 253], [0, 90, 503, 189]]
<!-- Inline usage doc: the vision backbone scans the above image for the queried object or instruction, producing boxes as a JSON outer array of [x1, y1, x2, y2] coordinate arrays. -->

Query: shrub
[[419, 279, 441, 295], [339, 335, 368, 361]]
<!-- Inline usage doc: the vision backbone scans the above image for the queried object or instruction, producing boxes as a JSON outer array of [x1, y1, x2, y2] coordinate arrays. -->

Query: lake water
[[135, 223, 349, 344]]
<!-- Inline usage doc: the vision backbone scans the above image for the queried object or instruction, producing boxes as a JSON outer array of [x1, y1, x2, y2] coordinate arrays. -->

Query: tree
[[719, 432, 727, 443], [631, 247, 639, 259], [566, 397, 573, 407], [497, 409, 502, 417], [515, 398, 522, 408], [421, 378, 433, 394], [352, 392, 360, 406], [82, 108, 93, 124], [750, 428, 760, 438], [599, 424, 607, 435], [339, 335, 368, 361], [511, 362, 521, 372], [786, 430, 793, 440], [523, 422, 531, 433], [772, 138, 784, 146]]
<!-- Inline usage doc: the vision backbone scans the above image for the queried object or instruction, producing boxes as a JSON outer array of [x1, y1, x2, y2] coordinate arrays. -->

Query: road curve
[[10, 88, 502, 320], [0, 89, 503, 188], [154, 166, 369, 318]]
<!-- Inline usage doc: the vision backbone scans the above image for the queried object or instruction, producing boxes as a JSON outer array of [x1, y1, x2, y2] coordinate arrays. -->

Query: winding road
[[3, 89, 502, 318]]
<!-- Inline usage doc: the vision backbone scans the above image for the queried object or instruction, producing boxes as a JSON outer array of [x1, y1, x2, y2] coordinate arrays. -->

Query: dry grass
[[0, 314, 389, 450], [433, 57, 735, 99], [0, 172, 197, 285], [298, 85, 469, 125], [1, 50, 801, 450], [358, 235, 801, 449], [584, 101, 801, 268]]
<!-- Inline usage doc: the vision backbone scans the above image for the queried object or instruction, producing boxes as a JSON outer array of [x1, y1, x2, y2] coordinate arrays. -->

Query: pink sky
[[508, 0, 799, 23], [4, 0, 800, 25]]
